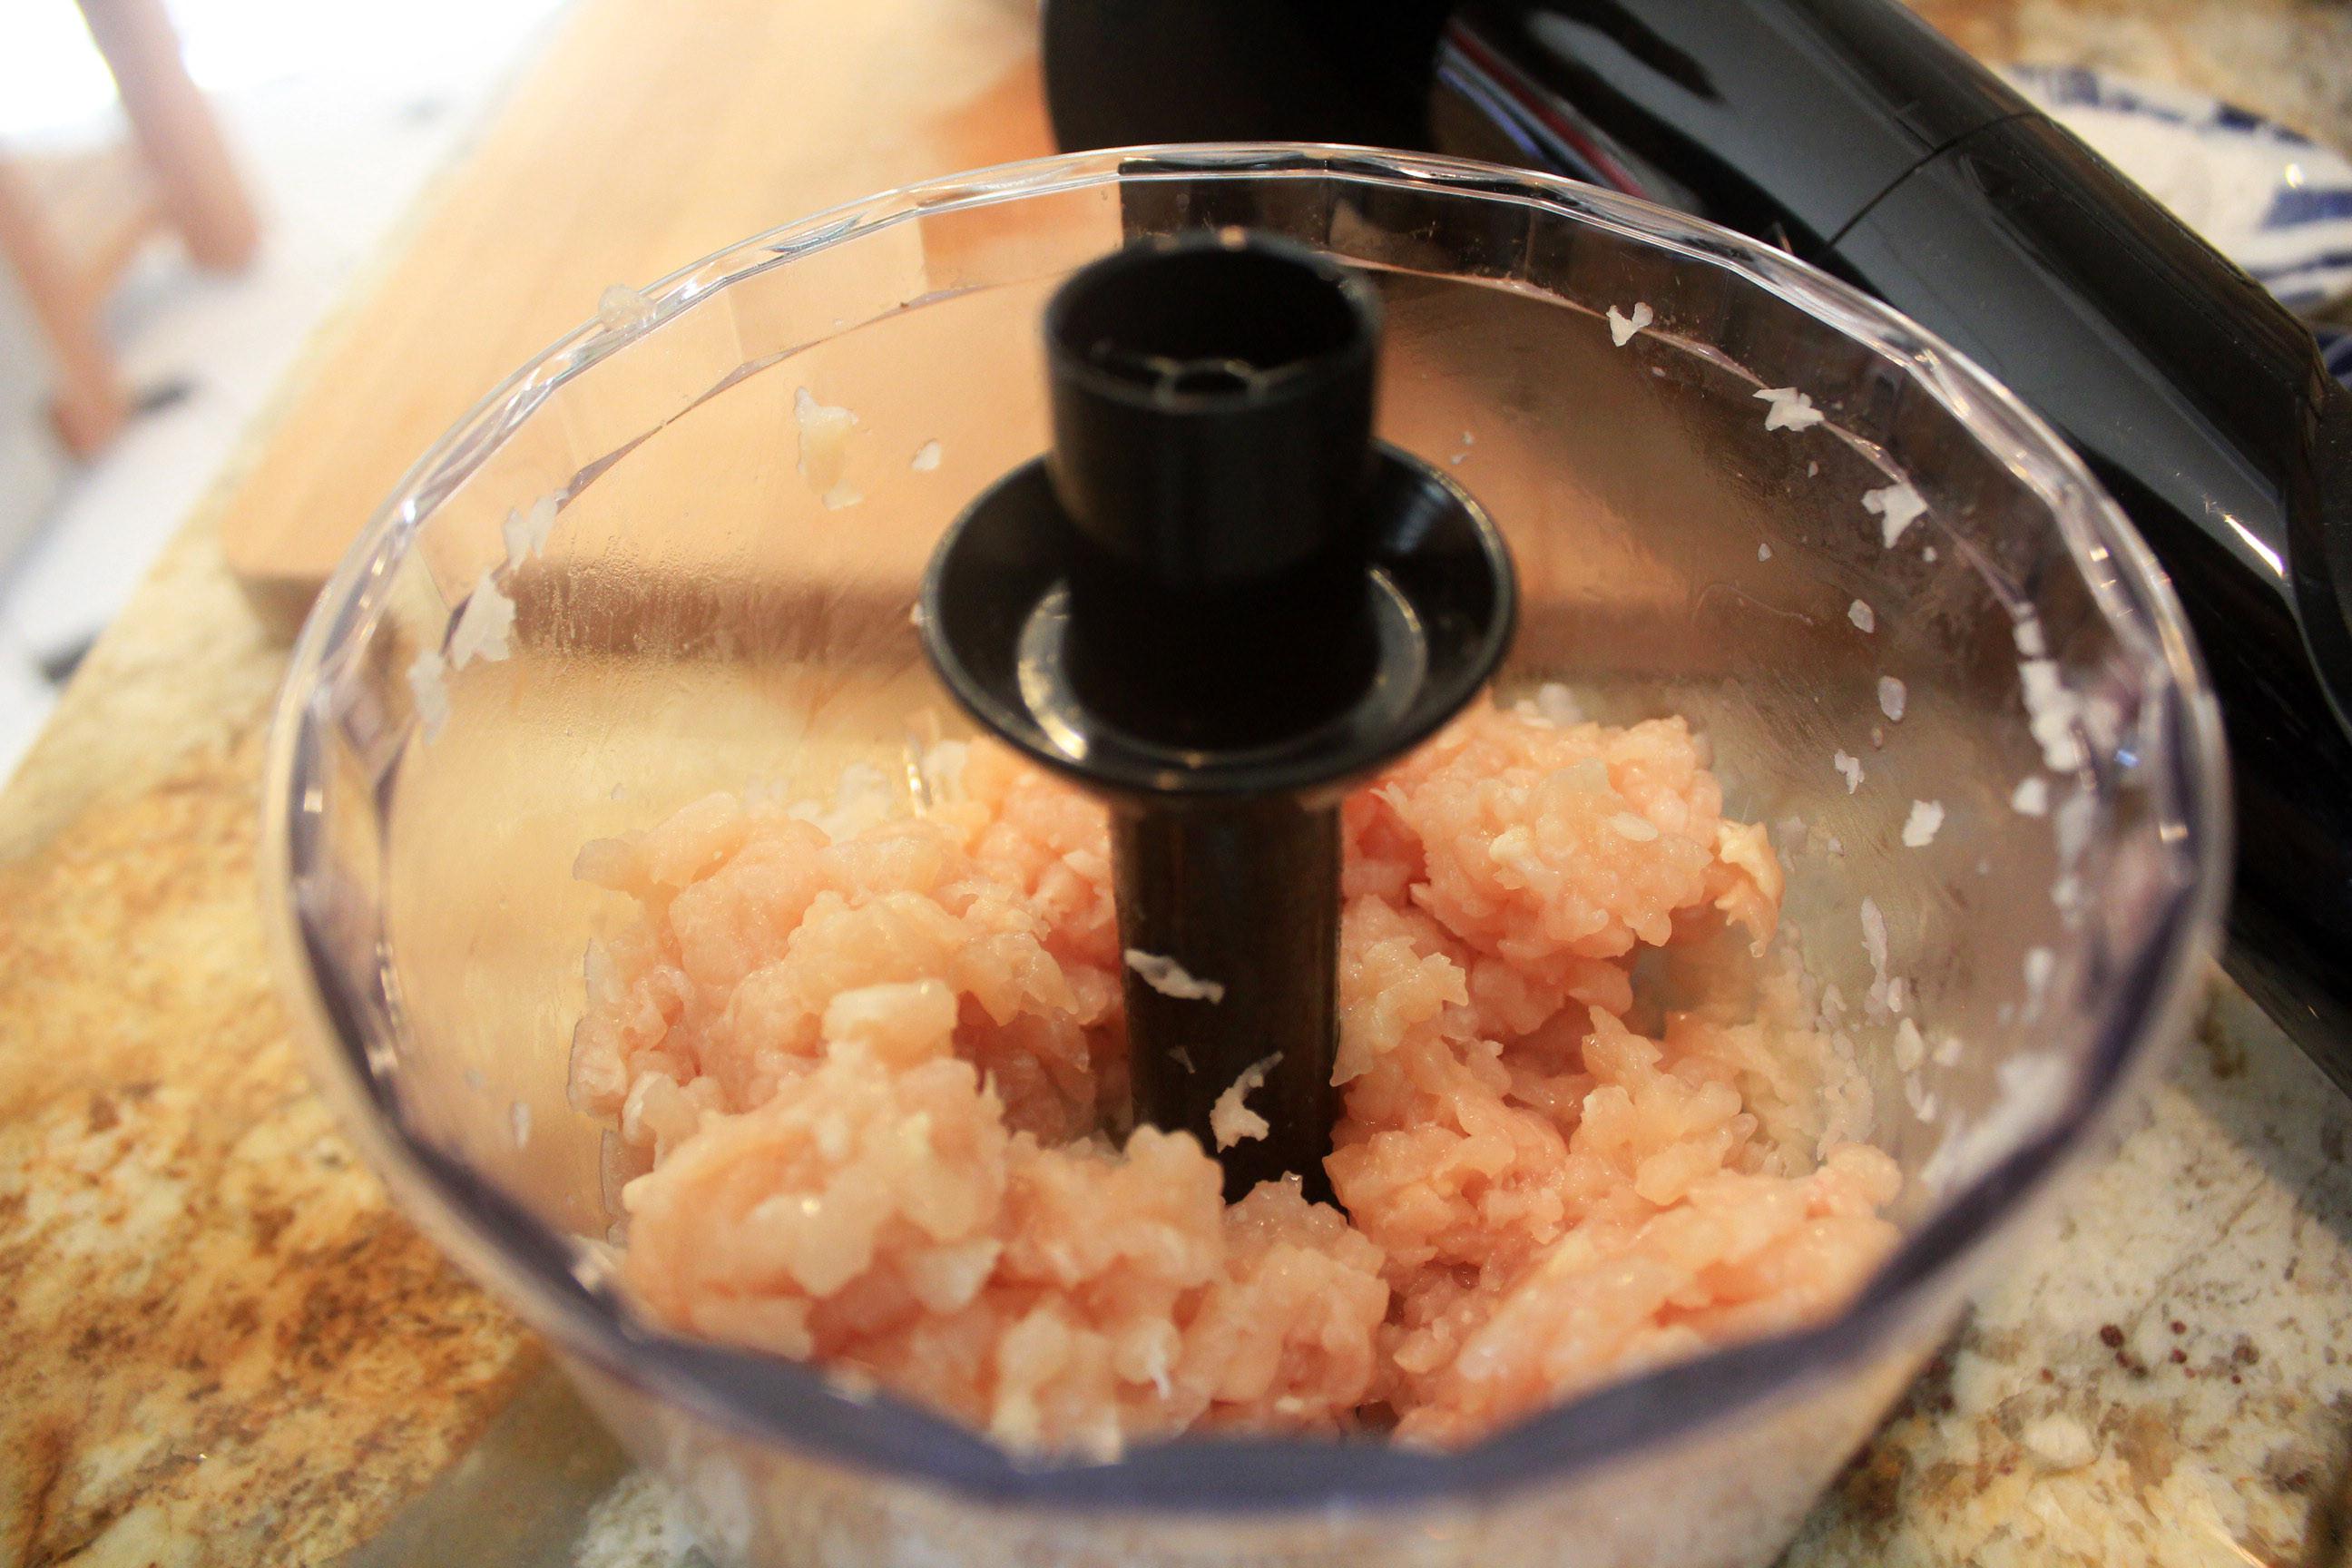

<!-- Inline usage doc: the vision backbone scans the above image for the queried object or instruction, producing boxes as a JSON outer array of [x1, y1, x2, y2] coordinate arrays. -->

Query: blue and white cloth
[[2007, 64, 2352, 384]]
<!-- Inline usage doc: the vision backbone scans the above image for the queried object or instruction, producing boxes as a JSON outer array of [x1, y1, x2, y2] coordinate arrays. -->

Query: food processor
[[266, 141, 2225, 1565], [1044, 0, 2352, 1089]]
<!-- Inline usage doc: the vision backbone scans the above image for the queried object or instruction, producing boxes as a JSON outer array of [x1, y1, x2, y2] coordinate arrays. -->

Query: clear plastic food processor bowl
[[263, 146, 2227, 1568]]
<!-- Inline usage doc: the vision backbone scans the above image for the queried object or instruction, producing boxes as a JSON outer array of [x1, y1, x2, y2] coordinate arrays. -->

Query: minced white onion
[[1862, 482, 1927, 549], [1607, 301, 1654, 346], [1125, 949, 1227, 1004], [1756, 387, 1825, 432]]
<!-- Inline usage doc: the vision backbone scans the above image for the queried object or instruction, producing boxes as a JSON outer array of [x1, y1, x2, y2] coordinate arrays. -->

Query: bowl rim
[[260, 142, 2231, 1514]]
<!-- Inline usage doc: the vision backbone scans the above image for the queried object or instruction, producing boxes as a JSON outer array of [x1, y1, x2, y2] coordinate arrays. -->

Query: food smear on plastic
[[407, 648, 451, 739], [795, 386, 858, 507], [596, 281, 655, 329]]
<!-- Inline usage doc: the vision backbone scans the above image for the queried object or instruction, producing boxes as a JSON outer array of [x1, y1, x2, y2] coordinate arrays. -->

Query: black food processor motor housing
[[1043, 0, 2352, 1091]]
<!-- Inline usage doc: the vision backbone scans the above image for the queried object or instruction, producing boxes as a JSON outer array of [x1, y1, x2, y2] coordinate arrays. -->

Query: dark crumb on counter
[[2266, 1449, 2320, 1495], [2197, 1001, 2249, 1078], [250, 1204, 293, 1253], [1883, 1344, 1959, 1423], [1835, 1443, 1909, 1525], [2099, 1324, 2125, 1348], [1914, 1352, 1958, 1416]]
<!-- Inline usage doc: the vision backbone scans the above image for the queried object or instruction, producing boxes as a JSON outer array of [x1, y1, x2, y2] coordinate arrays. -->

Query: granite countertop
[[2, 1, 2348, 1565]]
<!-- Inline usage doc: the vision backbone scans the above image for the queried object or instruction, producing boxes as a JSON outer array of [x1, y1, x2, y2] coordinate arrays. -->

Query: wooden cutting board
[[216, 0, 1054, 633]]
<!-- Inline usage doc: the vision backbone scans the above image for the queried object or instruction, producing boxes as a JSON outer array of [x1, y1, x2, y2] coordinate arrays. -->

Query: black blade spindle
[[921, 230, 1515, 1200]]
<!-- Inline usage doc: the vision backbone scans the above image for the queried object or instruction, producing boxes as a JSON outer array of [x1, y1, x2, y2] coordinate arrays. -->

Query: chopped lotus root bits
[[1125, 950, 1226, 1004], [570, 704, 1898, 1454], [503, 494, 558, 569], [1863, 483, 1927, 549], [1607, 302, 1654, 346], [448, 573, 515, 669], [407, 648, 450, 739], [596, 281, 656, 329], [794, 387, 861, 510], [1755, 387, 1825, 431], [1210, 1055, 1280, 1150]]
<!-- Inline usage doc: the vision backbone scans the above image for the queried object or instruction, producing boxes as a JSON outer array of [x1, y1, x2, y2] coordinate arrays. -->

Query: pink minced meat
[[570, 706, 1899, 1453]]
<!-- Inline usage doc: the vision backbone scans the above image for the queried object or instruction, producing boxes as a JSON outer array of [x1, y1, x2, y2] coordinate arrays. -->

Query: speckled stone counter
[[1787, 983, 2352, 1566], [1, 2, 2347, 1565]]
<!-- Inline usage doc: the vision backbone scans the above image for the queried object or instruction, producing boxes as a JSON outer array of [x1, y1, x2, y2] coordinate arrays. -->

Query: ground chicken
[[571, 702, 1898, 1453]]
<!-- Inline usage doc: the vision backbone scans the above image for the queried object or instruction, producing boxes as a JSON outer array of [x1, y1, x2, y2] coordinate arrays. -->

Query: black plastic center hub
[[921, 230, 1515, 1201], [1051, 236, 1385, 750]]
